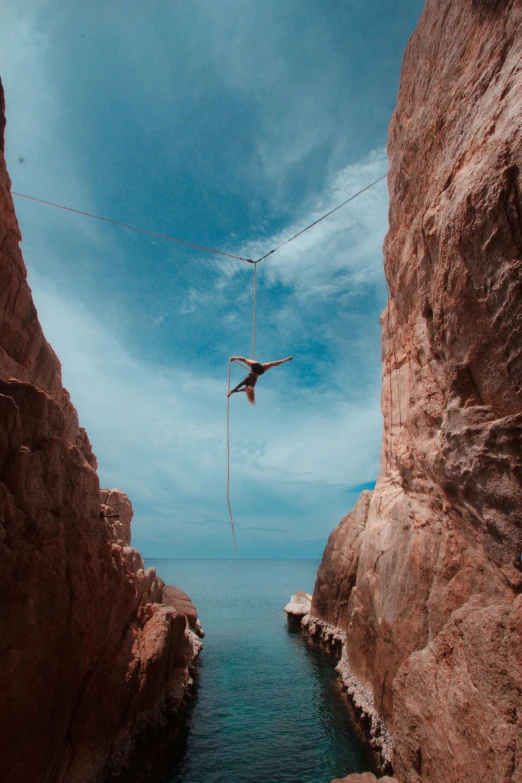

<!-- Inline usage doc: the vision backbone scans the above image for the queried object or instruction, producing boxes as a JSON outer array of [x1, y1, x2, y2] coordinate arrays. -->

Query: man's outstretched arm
[[230, 356, 255, 367]]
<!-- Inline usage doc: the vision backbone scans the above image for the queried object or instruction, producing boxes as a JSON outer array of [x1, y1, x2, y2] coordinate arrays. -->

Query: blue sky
[[0, 0, 424, 558]]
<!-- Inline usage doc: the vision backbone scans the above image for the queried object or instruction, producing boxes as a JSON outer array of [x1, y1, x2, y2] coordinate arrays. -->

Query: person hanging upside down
[[227, 356, 293, 405]]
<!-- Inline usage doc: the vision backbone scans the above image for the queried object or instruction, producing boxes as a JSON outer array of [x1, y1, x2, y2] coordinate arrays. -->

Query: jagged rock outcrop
[[284, 591, 312, 619], [0, 80, 201, 783], [162, 584, 205, 638], [101, 487, 134, 547], [311, 2, 522, 781]]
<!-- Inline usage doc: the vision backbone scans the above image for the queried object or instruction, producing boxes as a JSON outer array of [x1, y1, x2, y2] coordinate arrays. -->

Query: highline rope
[[13, 175, 390, 551], [12, 191, 255, 263], [13, 172, 387, 267]]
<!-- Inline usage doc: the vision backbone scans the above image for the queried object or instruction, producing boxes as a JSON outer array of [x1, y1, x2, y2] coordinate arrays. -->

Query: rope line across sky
[[13, 171, 389, 554], [12, 172, 387, 266]]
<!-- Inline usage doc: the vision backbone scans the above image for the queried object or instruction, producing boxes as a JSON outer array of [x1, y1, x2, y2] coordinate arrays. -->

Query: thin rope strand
[[12, 191, 254, 263], [256, 173, 387, 263], [226, 359, 238, 554], [252, 263, 257, 360], [13, 172, 387, 267]]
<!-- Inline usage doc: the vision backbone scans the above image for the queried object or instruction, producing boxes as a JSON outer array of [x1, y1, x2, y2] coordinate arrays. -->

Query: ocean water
[[127, 559, 371, 783]]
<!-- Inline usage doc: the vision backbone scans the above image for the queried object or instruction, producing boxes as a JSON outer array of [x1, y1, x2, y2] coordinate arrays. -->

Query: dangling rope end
[[231, 521, 238, 555], [228, 494, 238, 554]]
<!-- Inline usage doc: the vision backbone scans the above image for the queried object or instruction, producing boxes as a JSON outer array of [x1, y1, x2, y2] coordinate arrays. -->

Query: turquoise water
[[129, 559, 371, 783]]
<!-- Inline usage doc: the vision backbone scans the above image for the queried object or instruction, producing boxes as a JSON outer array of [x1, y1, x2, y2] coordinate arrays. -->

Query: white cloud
[[180, 286, 213, 315], [245, 148, 388, 291], [0, 3, 390, 556], [208, 148, 388, 345]]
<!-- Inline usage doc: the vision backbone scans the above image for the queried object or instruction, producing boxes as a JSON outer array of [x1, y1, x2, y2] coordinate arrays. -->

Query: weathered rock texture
[[162, 584, 205, 638], [330, 775, 398, 783], [0, 80, 201, 783], [100, 487, 134, 547], [312, 2, 522, 782]]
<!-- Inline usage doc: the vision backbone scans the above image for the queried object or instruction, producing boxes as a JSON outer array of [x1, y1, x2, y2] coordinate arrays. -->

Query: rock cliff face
[[0, 80, 201, 783], [312, 2, 522, 781]]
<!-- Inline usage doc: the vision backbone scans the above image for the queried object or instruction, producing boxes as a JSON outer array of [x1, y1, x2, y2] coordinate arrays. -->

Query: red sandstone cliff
[[311, 2, 522, 781], [0, 81, 201, 783]]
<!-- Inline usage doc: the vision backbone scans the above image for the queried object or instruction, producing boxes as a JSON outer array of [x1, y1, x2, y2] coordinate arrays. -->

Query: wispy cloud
[[242, 148, 388, 289], [0, 1, 404, 557], [180, 287, 213, 315]]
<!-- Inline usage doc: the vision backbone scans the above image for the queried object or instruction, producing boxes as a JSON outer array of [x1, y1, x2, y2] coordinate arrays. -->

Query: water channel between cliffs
[[123, 559, 372, 783]]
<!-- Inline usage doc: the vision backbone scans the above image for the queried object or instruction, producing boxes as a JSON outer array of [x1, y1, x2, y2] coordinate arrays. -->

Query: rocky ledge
[[308, 615, 393, 773], [0, 79, 202, 783], [285, 590, 392, 774], [331, 773, 399, 783]]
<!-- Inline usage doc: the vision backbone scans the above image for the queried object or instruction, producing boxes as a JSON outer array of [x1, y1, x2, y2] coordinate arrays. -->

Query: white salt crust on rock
[[284, 591, 312, 617], [307, 616, 393, 771]]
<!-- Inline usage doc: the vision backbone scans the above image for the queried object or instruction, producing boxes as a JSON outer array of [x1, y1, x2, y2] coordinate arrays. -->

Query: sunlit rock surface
[[312, 1, 522, 781], [0, 79, 201, 783]]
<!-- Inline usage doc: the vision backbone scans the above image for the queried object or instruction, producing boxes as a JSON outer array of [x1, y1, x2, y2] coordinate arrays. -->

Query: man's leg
[[262, 357, 293, 371], [227, 380, 247, 397]]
